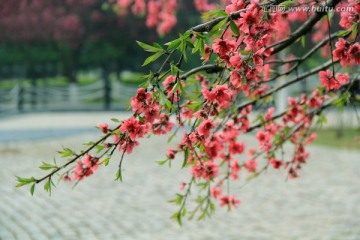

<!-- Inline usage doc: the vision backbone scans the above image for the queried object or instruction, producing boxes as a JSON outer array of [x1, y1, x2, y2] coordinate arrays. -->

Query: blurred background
[[0, 0, 360, 239], [0, 0, 200, 112]]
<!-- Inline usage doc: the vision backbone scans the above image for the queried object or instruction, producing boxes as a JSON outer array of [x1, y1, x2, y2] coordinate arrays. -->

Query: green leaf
[[166, 38, 181, 51], [83, 141, 95, 146], [229, 20, 239, 36], [170, 211, 182, 226], [336, 29, 351, 37], [181, 207, 187, 217], [157, 159, 169, 165], [202, 9, 227, 20], [301, 35, 305, 48], [170, 63, 181, 75], [169, 194, 184, 205], [39, 162, 57, 170], [30, 183, 35, 196], [136, 41, 163, 52], [115, 169, 122, 182], [352, 24, 358, 37], [58, 148, 74, 158], [142, 51, 164, 66], [16, 176, 35, 187], [101, 157, 110, 166], [209, 19, 227, 37], [111, 118, 120, 122], [182, 147, 189, 168], [159, 91, 174, 109], [44, 179, 51, 192], [95, 145, 105, 153], [172, 81, 181, 93]]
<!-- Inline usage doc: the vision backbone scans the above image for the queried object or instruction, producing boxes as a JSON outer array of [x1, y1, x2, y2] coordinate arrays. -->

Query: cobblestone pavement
[[0, 113, 360, 240]]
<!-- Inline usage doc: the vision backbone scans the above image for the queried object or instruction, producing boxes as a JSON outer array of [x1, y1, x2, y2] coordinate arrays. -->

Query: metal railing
[[0, 81, 137, 114]]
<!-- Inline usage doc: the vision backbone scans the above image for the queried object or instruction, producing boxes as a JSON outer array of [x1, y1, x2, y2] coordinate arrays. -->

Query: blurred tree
[[0, 0, 199, 82]]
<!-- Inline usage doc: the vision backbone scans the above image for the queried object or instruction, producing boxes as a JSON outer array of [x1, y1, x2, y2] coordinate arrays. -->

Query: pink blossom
[[167, 148, 176, 159], [212, 39, 236, 58], [120, 117, 150, 141], [97, 123, 109, 134], [244, 159, 257, 172], [256, 130, 270, 144], [270, 158, 282, 169], [305, 132, 317, 145], [198, 119, 214, 138], [211, 187, 222, 199], [220, 195, 241, 208]]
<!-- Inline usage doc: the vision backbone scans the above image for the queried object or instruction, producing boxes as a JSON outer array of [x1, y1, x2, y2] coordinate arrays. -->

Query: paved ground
[[0, 112, 360, 240]]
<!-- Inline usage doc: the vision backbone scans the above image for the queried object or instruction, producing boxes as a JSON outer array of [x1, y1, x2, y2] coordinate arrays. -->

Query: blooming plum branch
[[17, 0, 360, 224]]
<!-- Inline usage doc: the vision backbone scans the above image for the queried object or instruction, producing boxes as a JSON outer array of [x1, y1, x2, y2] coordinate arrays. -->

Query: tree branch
[[237, 59, 338, 111], [269, 0, 342, 55], [190, 0, 287, 33], [180, 64, 223, 80]]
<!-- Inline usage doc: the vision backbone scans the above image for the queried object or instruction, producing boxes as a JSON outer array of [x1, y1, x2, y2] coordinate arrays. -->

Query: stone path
[[0, 112, 360, 240]]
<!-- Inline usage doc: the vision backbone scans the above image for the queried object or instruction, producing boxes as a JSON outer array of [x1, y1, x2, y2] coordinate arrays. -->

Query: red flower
[[319, 70, 349, 91], [212, 39, 236, 58], [131, 88, 152, 114], [270, 158, 282, 169], [198, 119, 214, 138], [120, 117, 150, 141], [333, 38, 351, 66], [256, 130, 270, 144], [211, 187, 222, 199], [97, 123, 109, 134], [348, 43, 360, 64], [244, 159, 257, 172], [166, 148, 176, 159], [220, 195, 241, 208]]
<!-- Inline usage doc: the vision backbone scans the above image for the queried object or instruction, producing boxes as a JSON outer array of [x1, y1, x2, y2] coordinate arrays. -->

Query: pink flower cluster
[[108, 87, 175, 155], [339, 0, 360, 29], [333, 38, 360, 66], [119, 0, 177, 35], [73, 154, 99, 180], [319, 70, 349, 91]]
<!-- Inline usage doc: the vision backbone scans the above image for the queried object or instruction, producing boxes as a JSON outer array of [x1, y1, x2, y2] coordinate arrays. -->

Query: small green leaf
[[83, 141, 95, 146], [170, 211, 182, 226], [209, 19, 227, 37], [39, 162, 57, 170], [142, 51, 164, 66], [172, 81, 181, 93], [58, 148, 74, 158], [111, 118, 120, 122], [166, 38, 181, 51], [136, 41, 163, 52], [202, 9, 227, 20], [336, 29, 351, 37], [170, 63, 181, 75], [181, 207, 187, 217], [30, 183, 35, 196], [229, 20, 239, 36], [301, 35, 305, 47], [157, 159, 169, 165], [182, 148, 190, 168], [95, 145, 105, 153], [185, 39, 194, 49], [352, 24, 358, 37], [16, 176, 35, 187], [100, 157, 110, 166], [159, 91, 174, 109], [115, 169, 122, 182], [44, 180, 51, 192]]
